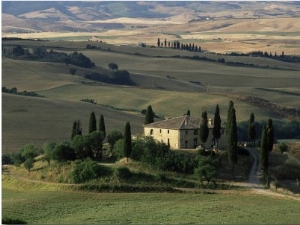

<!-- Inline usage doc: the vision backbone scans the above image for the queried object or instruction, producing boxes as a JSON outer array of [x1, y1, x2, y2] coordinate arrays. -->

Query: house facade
[[143, 115, 226, 150]]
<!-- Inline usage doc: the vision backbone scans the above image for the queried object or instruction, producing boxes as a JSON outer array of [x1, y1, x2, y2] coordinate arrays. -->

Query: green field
[[2, 186, 300, 224]]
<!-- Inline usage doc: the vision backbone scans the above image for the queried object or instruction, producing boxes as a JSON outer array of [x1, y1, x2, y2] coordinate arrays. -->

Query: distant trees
[[144, 105, 154, 124], [248, 113, 256, 146], [226, 101, 238, 176], [108, 62, 119, 72], [156, 37, 202, 53], [212, 105, 221, 150]]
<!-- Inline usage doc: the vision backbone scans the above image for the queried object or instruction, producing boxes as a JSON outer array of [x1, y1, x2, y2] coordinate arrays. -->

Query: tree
[[124, 122, 132, 162], [42, 142, 56, 165], [107, 130, 123, 152], [199, 111, 209, 145], [278, 142, 288, 154], [53, 142, 76, 162], [157, 38, 160, 47], [194, 156, 217, 186], [21, 144, 39, 160], [212, 105, 221, 150], [260, 125, 269, 174], [99, 114, 106, 137], [248, 113, 256, 147], [69, 68, 77, 75], [89, 111, 97, 133], [108, 62, 118, 72], [23, 158, 34, 172], [186, 109, 191, 116], [144, 105, 154, 124], [226, 101, 238, 176], [267, 119, 274, 152], [71, 120, 82, 140], [88, 131, 105, 160]]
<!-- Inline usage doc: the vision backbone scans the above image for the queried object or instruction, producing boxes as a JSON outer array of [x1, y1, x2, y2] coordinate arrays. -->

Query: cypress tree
[[89, 111, 97, 133], [213, 104, 221, 150], [99, 114, 106, 137], [267, 119, 274, 152], [186, 109, 191, 116], [248, 113, 256, 147], [226, 101, 238, 176], [144, 105, 154, 124], [199, 111, 209, 145], [71, 120, 82, 140], [260, 125, 269, 173], [157, 38, 160, 47], [124, 121, 132, 162]]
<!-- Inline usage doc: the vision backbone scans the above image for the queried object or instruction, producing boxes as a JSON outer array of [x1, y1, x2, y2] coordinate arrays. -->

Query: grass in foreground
[[2, 187, 300, 224]]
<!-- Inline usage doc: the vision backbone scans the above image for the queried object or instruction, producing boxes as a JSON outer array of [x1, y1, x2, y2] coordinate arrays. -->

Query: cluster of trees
[[2, 86, 43, 97], [157, 38, 202, 52], [3, 45, 95, 68], [84, 63, 133, 85]]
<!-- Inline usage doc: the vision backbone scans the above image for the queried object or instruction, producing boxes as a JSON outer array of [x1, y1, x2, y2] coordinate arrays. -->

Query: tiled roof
[[144, 115, 214, 130]]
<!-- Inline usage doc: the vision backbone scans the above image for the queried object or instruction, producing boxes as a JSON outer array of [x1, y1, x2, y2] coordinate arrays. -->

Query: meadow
[[2, 185, 300, 224]]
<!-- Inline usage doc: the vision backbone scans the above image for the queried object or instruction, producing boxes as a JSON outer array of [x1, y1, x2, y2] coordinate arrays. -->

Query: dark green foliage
[[89, 111, 97, 133], [80, 98, 96, 104], [260, 126, 269, 173], [199, 111, 209, 144], [2, 86, 43, 97], [72, 131, 105, 160], [2, 216, 27, 224], [237, 146, 250, 156], [68, 51, 95, 68], [212, 105, 221, 149], [21, 143, 39, 160], [71, 120, 82, 140], [157, 38, 160, 47], [52, 142, 76, 162], [69, 68, 77, 75], [226, 101, 238, 174], [2, 153, 13, 165], [132, 137, 196, 174], [248, 113, 256, 146], [267, 119, 274, 152], [70, 158, 102, 183], [42, 142, 56, 165], [108, 62, 118, 72], [84, 70, 134, 85], [278, 143, 288, 154], [124, 122, 132, 161], [194, 156, 218, 185], [99, 114, 106, 136], [12, 45, 25, 56], [186, 109, 191, 116], [107, 129, 123, 151], [113, 166, 132, 179], [11, 152, 26, 167], [23, 158, 34, 172], [144, 105, 154, 124], [112, 139, 125, 160]]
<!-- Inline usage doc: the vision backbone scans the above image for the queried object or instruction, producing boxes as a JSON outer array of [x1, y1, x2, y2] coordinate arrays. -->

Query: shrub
[[2, 153, 13, 165], [112, 139, 125, 160], [70, 158, 102, 183], [69, 68, 77, 75], [278, 143, 288, 154], [113, 167, 132, 179], [53, 142, 76, 162]]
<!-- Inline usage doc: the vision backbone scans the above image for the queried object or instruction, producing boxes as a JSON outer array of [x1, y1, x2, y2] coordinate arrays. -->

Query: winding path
[[245, 148, 300, 201]]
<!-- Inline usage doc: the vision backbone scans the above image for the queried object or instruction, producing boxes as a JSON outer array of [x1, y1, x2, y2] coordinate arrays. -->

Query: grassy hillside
[[2, 94, 144, 153]]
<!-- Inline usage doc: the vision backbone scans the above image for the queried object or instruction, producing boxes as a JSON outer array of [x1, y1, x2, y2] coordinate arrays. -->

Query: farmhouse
[[143, 114, 226, 150]]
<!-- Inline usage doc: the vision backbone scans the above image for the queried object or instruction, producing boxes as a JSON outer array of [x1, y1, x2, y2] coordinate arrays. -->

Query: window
[[193, 138, 198, 148], [194, 129, 198, 135], [160, 129, 162, 133], [185, 130, 188, 135], [150, 129, 153, 135], [168, 130, 169, 134], [185, 140, 188, 148]]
